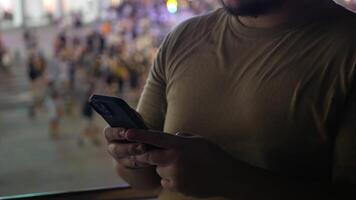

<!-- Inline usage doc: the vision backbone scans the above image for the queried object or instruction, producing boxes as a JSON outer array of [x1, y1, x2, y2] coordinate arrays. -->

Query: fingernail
[[135, 144, 146, 154], [118, 129, 126, 138]]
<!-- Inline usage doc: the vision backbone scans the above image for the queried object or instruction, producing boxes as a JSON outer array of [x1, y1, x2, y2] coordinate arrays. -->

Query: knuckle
[[127, 143, 138, 155], [104, 126, 112, 139], [135, 144, 146, 154], [107, 144, 116, 155], [108, 144, 125, 158], [117, 127, 126, 134], [160, 179, 168, 189], [138, 152, 150, 163], [105, 127, 126, 140], [161, 179, 177, 191], [144, 152, 152, 163], [125, 129, 136, 139]]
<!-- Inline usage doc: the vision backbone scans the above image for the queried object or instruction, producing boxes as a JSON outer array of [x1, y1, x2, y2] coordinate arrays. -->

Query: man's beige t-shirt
[[137, 7, 356, 200]]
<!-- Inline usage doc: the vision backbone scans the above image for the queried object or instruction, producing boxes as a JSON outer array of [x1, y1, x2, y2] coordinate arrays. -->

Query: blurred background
[[0, 0, 219, 197], [0, 0, 355, 198]]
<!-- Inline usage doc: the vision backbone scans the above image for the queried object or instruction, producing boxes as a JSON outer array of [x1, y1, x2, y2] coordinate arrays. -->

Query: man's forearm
[[115, 163, 161, 192], [222, 161, 355, 200]]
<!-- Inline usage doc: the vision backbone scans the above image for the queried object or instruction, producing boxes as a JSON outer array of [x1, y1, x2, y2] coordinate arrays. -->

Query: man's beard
[[220, 0, 287, 17]]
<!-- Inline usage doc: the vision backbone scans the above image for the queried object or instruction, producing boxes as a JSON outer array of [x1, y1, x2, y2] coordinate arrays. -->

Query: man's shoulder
[[175, 8, 226, 31], [165, 8, 227, 46]]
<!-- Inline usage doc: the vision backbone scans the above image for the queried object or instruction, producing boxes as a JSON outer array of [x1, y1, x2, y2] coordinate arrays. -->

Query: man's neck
[[238, 0, 320, 28]]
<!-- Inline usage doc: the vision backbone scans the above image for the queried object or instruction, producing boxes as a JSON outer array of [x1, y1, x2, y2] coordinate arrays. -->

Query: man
[[104, 0, 356, 199]]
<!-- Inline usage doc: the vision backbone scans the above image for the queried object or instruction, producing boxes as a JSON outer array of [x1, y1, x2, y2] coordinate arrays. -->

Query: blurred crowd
[[3, 0, 355, 144], [24, 0, 220, 144]]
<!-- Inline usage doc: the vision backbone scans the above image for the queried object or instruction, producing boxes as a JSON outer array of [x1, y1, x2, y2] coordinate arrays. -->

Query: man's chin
[[221, 0, 287, 17], [220, 0, 263, 17], [220, 0, 243, 16], [221, 3, 259, 17], [222, 0, 241, 7]]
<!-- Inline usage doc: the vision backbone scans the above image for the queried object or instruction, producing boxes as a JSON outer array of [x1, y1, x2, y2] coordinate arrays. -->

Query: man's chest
[[162, 44, 344, 178]]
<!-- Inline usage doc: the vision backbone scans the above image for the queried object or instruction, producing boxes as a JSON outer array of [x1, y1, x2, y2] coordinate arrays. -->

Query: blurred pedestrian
[[23, 28, 37, 51], [78, 82, 100, 146], [45, 81, 64, 139], [27, 52, 48, 118]]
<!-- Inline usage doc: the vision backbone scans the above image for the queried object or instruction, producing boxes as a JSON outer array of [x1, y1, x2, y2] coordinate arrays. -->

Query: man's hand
[[104, 127, 152, 169], [104, 127, 162, 191], [122, 129, 239, 198]]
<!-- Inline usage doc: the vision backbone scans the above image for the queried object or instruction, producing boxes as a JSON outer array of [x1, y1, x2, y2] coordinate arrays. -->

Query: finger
[[108, 143, 147, 159], [117, 156, 152, 169], [125, 129, 182, 149], [156, 165, 176, 180], [135, 149, 174, 166], [161, 178, 177, 191], [156, 166, 177, 191], [104, 126, 127, 142]]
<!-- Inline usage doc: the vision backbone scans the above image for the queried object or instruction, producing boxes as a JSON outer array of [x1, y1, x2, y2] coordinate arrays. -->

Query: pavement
[[0, 28, 129, 197]]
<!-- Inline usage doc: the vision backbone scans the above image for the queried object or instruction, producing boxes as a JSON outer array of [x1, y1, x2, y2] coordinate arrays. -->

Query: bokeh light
[[167, 0, 178, 14]]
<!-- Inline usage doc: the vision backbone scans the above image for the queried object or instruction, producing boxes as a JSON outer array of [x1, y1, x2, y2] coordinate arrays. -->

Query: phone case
[[89, 95, 148, 130]]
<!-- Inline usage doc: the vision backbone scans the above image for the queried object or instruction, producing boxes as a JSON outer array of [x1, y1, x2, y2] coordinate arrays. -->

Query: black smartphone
[[89, 94, 148, 130]]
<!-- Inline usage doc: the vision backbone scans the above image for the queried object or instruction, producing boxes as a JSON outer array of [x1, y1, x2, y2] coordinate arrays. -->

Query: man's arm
[[104, 32, 171, 191], [104, 127, 161, 191], [121, 118, 356, 199]]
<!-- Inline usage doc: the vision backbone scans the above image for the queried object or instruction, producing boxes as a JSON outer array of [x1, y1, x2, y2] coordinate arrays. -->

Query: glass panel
[[0, 0, 220, 197]]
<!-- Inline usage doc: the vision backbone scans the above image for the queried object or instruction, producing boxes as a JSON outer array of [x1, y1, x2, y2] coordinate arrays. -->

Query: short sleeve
[[136, 33, 172, 131], [136, 12, 217, 131]]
